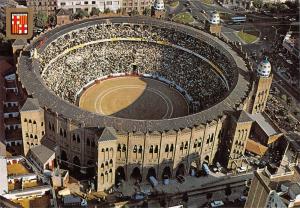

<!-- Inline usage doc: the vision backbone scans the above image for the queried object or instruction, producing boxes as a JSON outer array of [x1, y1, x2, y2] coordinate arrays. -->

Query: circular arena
[[18, 17, 251, 191]]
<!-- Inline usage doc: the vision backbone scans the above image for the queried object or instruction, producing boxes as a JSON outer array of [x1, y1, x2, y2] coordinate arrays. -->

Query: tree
[[206, 192, 213, 202], [143, 7, 151, 16], [253, 0, 263, 9], [225, 185, 232, 201], [116, 8, 122, 14], [74, 9, 89, 19], [182, 192, 189, 203], [131, 9, 139, 16], [90, 7, 101, 16], [104, 8, 111, 14], [48, 14, 56, 27], [34, 11, 48, 28]]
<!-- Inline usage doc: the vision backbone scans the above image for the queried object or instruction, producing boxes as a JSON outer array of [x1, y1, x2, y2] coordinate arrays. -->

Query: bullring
[[18, 16, 252, 191]]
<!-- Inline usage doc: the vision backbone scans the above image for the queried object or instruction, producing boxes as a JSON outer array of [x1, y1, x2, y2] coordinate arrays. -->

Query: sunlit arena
[[17, 17, 258, 192]]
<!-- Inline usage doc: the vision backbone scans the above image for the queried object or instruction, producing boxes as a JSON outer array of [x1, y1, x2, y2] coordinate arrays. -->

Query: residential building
[[26, 0, 57, 15], [245, 166, 300, 208]]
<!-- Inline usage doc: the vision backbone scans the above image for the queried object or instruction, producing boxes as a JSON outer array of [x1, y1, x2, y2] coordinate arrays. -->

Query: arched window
[[30, 134, 33, 138], [77, 135, 80, 143], [29, 119, 32, 123], [72, 134, 76, 141], [33, 120, 36, 124], [101, 163, 104, 169], [210, 134, 214, 142], [184, 141, 188, 149], [106, 148, 109, 152], [109, 159, 113, 164], [41, 122, 44, 126], [122, 144, 126, 152], [233, 149, 236, 154], [105, 161, 108, 166], [60, 128, 63, 136], [117, 144, 121, 151], [198, 142, 201, 147], [63, 130, 67, 138], [149, 145, 153, 153], [180, 142, 184, 150], [133, 145, 137, 153], [31, 143, 34, 146], [138, 145, 142, 153], [235, 140, 238, 145], [101, 173, 104, 184], [87, 139, 90, 146], [24, 118, 27, 122], [25, 133, 29, 137], [194, 140, 197, 148], [102, 148, 105, 152], [165, 144, 169, 152], [170, 144, 174, 152], [154, 145, 158, 153], [34, 135, 38, 139]]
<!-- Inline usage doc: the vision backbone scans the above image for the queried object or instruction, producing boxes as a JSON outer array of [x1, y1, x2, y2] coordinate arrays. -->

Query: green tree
[[34, 11, 48, 28], [225, 185, 232, 201], [74, 9, 89, 19], [116, 8, 122, 14], [104, 8, 111, 14], [48, 14, 56, 27], [90, 7, 101, 16], [206, 192, 213, 202], [131, 9, 139, 16], [143, 7, 151, 16], [253, 0, 263, 9]]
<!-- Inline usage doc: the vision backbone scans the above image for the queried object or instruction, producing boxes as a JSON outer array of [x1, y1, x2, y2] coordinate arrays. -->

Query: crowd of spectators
[[39, 24, 236, 110]]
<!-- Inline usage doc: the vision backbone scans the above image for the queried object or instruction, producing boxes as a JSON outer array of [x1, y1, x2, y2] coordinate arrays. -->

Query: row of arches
[[24, 119, 43, 126]]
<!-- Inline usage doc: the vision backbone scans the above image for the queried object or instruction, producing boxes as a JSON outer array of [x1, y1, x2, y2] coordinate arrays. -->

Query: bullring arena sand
[[79, 76, 189, 120]]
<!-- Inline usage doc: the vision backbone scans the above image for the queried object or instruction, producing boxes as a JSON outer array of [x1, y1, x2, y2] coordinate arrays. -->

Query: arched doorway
[[204, 155, 210, 164], [60, 150, 68, 168], [73, 156, 81, 175], [130, 167, 142, 182], [176, 163, 185, 176], [161, 166, 172, 179], [86, 160, 95, 178], [115, 166, 126, 185], [146, 167, 156, 181]]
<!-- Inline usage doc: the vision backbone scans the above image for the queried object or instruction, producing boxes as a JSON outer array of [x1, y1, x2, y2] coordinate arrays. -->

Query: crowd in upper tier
[[39, 24, 236, 110]]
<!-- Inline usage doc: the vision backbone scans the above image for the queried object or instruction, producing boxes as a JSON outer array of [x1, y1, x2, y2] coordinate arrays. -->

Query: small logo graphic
[[11, 13, 28, 35], [6, 7, 33, 40]]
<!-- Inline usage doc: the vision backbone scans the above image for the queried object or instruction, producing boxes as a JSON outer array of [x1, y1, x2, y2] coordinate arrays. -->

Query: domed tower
[[248, 57, 273, 114], [205, 11, 222, 35], [151, 0, 165, 18], [153, 0, 165, 10], [210, 11, 221, 25]]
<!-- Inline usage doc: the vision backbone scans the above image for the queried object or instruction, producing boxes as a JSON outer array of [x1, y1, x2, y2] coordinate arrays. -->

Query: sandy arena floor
[[79, 76, 189, 120]]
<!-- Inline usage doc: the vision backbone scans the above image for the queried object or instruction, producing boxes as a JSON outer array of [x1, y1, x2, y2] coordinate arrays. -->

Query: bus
[[231, 16, 246, 24]]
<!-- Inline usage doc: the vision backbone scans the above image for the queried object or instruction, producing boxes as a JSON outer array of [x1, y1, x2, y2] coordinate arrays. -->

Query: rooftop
[[29, 145, 55, 164], [249, 113, 280, 136], [246, 139, 268, 156]]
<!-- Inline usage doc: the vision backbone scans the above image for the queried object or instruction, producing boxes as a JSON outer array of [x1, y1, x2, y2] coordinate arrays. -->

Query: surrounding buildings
[[245, 166, 300, 208], [25, 0, 57, 15], [56, 0, 121, 14]]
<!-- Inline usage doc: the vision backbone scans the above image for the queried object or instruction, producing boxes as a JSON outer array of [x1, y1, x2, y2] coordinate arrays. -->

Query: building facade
[[26, 0, 57, 15]]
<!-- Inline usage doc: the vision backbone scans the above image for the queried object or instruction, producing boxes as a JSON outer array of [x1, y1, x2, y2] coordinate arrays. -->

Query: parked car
[[176, 175, 185, 183], [132, 192, 146, 201], [210, 200, 224, 207]]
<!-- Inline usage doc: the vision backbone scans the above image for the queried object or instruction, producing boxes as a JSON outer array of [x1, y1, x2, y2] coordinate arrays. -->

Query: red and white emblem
[[11, 13, 28, 35]]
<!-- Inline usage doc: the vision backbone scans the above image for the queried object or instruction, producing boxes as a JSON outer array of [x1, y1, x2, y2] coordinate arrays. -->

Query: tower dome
[[257, 57, 271, 77], [210, 11, 220, 25], [154, 0, 164, 10]]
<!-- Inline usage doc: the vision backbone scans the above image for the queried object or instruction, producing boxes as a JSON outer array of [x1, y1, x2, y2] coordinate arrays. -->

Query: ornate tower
[[151, 0, 165, 18], [205, 11, 221, 35], [248, 57, 273, 114]]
